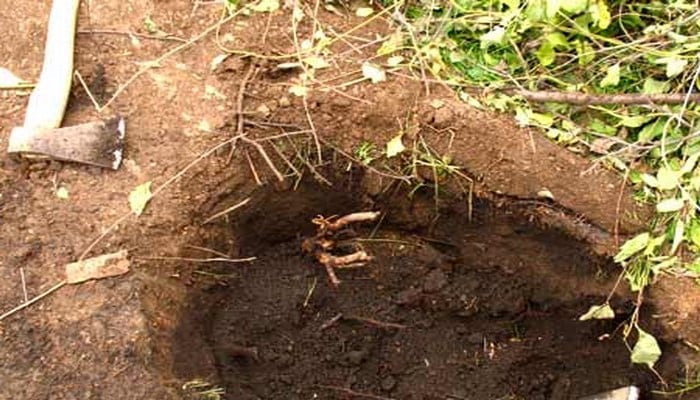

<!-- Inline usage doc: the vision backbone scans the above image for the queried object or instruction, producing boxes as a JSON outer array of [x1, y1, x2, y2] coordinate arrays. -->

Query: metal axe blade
[[8, 117, 126, 170]]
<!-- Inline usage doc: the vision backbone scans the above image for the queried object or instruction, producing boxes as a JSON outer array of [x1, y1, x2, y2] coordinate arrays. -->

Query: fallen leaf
[[249, 0, 279, 12], [386, 55, 404, 67], [65, 250, 130, 284], [55, 187, 69, 200], [631, 327, 662, 368], [656, 198, 684, 213], [362, 62, 386, 83], [579, 304, 615, 320], [289, 85, 308, 97], [210, 54, 229, 71], [355, 7, 374, 17], [430, 99, 445, 109], [129, 181, 152, 216], [386, 133, 405, 158], [303, 55, 330, 69]]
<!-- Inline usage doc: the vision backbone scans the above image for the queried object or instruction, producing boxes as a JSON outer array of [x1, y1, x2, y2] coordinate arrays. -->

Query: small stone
[[381, 376, 397, 391], [278, 96, 291, 107], [345, 350, 366, 365], [256, 103, 271, 117]]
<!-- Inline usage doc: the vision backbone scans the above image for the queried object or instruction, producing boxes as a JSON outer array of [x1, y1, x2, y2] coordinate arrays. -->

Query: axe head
[[8, 117, 125, 170]]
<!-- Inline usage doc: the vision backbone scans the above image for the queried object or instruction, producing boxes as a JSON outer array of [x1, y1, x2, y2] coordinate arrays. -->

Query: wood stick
[[514, 90, 700, 105]]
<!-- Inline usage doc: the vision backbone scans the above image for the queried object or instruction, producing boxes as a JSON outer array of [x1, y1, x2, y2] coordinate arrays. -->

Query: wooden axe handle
[[23, 0, 80, 129]]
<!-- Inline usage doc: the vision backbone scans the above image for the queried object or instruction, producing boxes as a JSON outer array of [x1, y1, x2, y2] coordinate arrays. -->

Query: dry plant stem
[[241, 137, 285, 182], [515, 90, 700, 105], [347, 316, 408, 329], [136, 256, 256, 263], [316, 385, 396, 400], [0, 280, 67, 322], [202, 197, 251, 224], [319, 313, 343, 330], [244, 150, 263, 185], [74, 71, 101, 111], [77, 29, 187, 42]]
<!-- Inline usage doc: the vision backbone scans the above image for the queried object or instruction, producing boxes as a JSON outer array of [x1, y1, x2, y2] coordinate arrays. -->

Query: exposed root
[[302, 211, 380, 286]]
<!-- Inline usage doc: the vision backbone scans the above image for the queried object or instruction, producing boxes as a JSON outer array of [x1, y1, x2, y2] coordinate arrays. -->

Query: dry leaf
[[289, 85, 309, 97], [65, 250, 130, 284], [210, 54, 229, 71], [355, 7, 374, 17], [386, 133, 405, 157], [362, 62, 386, 83], [129, 181, 152, 215], [303, 56, 330, 69], [386, 55, 404, 67], [249, 0, 280, 12], [55, 187, 69, 200]]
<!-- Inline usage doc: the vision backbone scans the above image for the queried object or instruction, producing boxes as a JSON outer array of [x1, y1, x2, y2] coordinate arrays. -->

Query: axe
[[7, 0, 124, 170]]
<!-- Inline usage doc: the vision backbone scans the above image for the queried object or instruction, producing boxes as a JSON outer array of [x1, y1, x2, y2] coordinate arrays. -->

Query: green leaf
[[561, 0, 588, 14], [656, 198, 684, 213], [672, 220, 685, 253], [600, 63, 620, 87], [681, 152, 700, 174], [480, 26, 506, 49], [642, 77, 670, 94], [531, 112, 555, 127], [614, 232, 650, 263], [575, 40, 595, 65], [638, 118, 666, 143], [386, 133, 405, 158], [631, 327, 662, 368], [619, 115, 650, 128], [688, 220, 700, 247], [546, 0, 561, 19], [590, 0, 611, 29], [656, 166, 682, 190], [579, 303, 615, 320], [545, 32, 570, 49], [657, 57, 688, 78], [535, 41, 556, 66], [640, 173, 659, 188]]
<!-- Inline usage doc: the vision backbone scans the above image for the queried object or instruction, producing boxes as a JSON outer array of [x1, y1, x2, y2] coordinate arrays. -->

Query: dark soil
[[172, 180, 655, 400], [1, 1, 698, 399]]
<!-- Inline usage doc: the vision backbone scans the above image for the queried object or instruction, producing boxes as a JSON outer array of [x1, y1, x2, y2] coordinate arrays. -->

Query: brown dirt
[[0, 1, 698, 399]]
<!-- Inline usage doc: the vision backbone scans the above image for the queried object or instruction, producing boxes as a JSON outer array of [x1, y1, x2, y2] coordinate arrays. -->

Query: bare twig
[[77, 29, 187, 43], [319, 313, 343, 330], [241, 137, 285, 182], [0, 281, 67, 322], [202, 197, 251, 225], [74, 70, 101, 111], [186, 245, 230, 258], [346, 315, 408, 330], [135, 256, 256, 263], [244, 150, 263, 185], [316, 385, 396, 400], [19, 268, 28, 303]]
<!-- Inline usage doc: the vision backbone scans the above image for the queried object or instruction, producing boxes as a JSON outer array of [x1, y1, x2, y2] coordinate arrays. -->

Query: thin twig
[[319, 313, 343, 330], [241, 137, 285, 182], [347, 315, 408, 330], [77, 29, 187, 43], [135, 256, 256, 263], [19, 268, 28, 303], [74, 70, 102, 111], [244, 150, 263, 185], [202, 197, 251, 225], [186, 245, 230, 258], [0, 281, 67, 322], [316, 385, 396, 400]]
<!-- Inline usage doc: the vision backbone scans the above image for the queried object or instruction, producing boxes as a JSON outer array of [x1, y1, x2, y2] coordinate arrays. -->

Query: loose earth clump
[[170, 177, 657, 400]]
